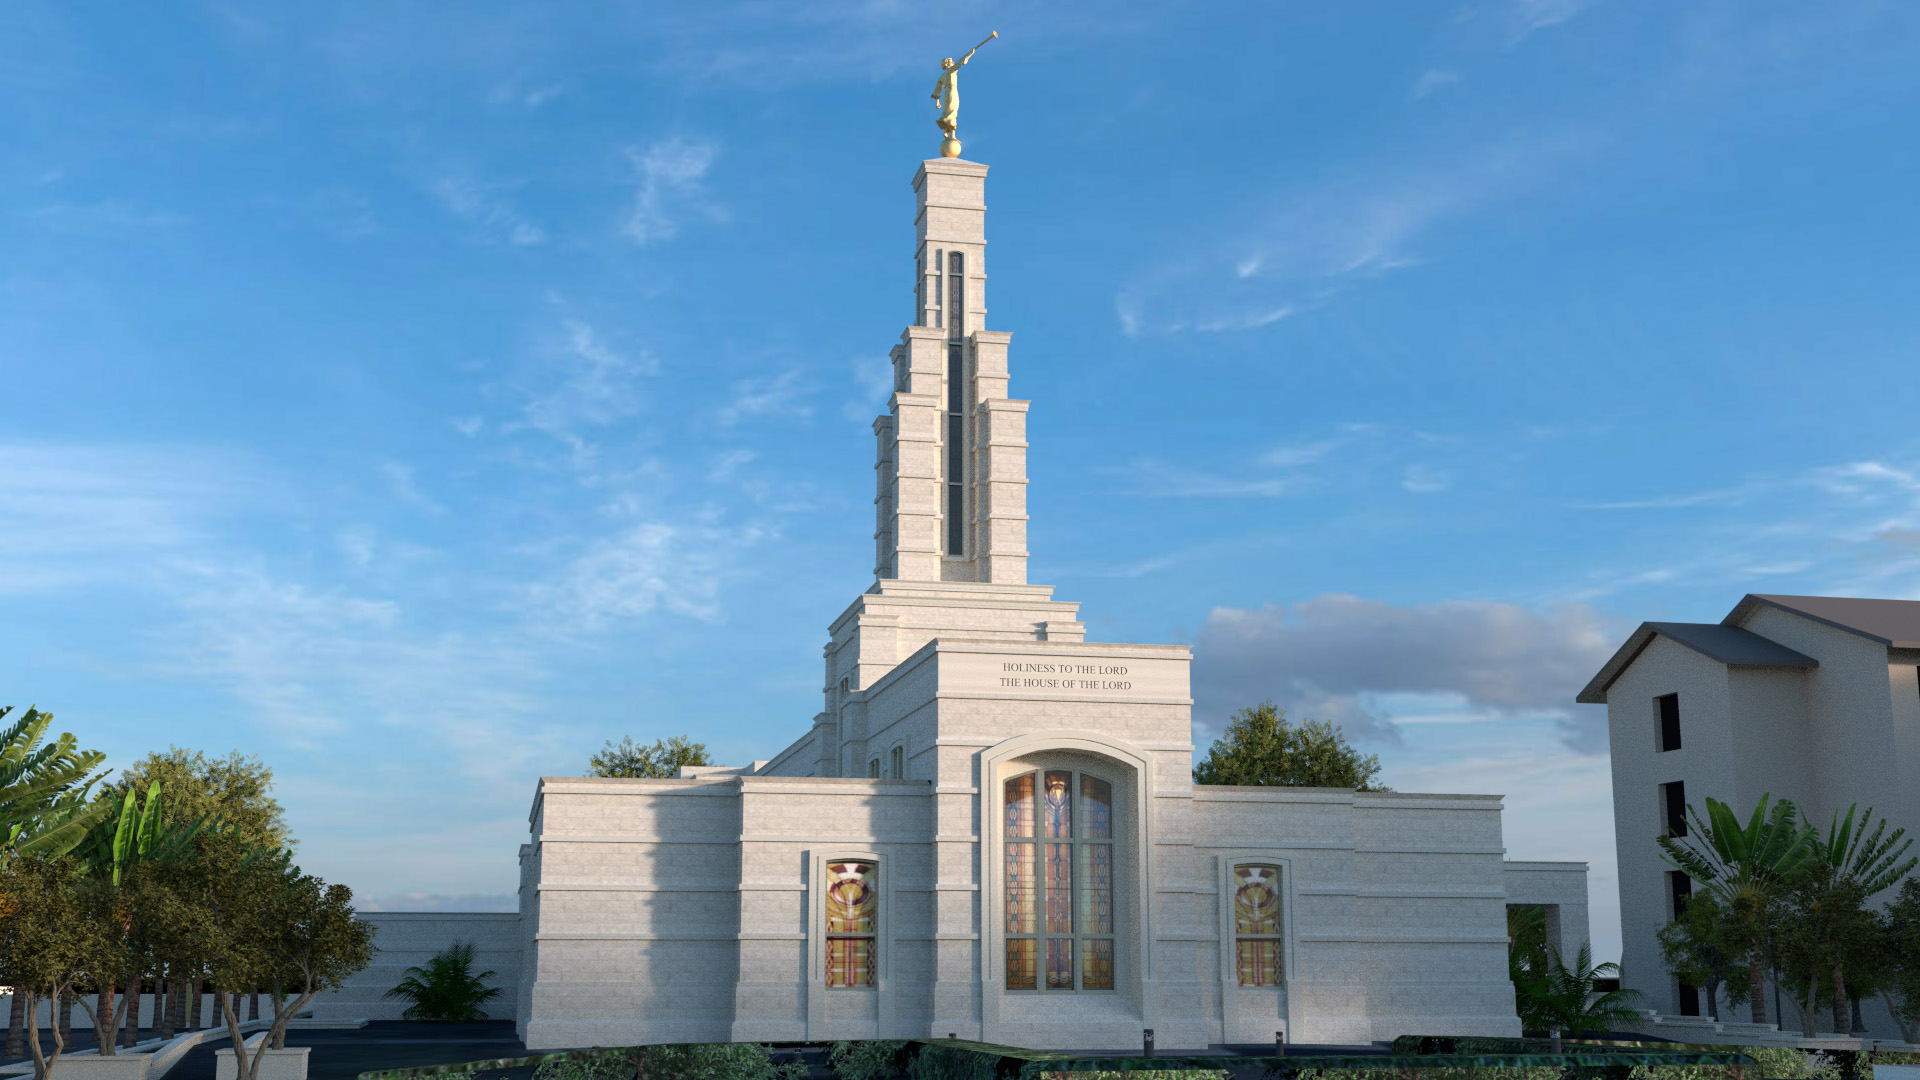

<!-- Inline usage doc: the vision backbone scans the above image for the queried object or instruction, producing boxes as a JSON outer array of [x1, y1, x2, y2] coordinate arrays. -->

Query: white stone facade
[[1581, 593, 1920, 1028], [502, 154, 1589, 1052]]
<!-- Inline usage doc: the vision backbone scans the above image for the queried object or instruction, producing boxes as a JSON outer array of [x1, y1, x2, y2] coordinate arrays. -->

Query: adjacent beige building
[[1581, 593, 1920, 1027], [502, 154, 1589, 1051]]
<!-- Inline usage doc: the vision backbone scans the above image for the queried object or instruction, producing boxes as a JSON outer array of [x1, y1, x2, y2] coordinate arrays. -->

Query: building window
[[1661, 781, 1687, 836], [1233, 864, 1283, 986], [1657, 693, 1681, 752], [1004, 770, 1115, 991], [1668, 870, 1692, 919], [890, 745, 904, 779], [1677, 979, 1701, 1016], [868, 758, 880, 778], [825, 859, 878, 988]]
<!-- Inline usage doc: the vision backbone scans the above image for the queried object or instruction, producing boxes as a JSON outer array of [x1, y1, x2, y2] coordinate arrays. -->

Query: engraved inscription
[[998, 661, 1132, 692]]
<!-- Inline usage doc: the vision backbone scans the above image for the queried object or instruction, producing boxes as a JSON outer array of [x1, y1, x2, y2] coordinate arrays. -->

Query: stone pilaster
[[887, 326, 947, 581], [968, 330, 1027, 585], [873, 413, 895, 579]]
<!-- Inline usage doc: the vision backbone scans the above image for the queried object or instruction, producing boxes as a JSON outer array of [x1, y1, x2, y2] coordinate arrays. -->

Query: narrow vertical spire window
[[946, 251, 966, 556]]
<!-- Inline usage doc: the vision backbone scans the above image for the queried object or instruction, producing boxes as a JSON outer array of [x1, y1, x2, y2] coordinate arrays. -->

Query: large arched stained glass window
[[825, 860, 877, 988], [1233, 863, 1282, 987], [1005, 770, 1114, 991]]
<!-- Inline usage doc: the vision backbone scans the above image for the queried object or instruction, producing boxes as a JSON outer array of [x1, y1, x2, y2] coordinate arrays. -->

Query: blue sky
[[7, 1, 1920, 964]]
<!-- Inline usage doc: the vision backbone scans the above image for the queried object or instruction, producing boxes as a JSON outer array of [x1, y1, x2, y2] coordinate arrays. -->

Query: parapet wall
[[310, 912, 521, 1022]]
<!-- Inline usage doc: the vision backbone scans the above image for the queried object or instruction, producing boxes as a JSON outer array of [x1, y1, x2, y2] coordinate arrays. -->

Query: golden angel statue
[[933, 32, 996, 157]]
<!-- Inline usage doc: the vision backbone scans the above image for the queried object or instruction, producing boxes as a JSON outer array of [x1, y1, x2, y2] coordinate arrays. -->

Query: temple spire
[[874, 157, 1027, 585]]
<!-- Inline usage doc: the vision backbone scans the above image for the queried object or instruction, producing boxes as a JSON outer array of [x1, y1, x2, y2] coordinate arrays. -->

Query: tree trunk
[[1832, 962, 1851, 1035], [187, 977, 201, 1032], [7, 984, 25, 1059], [56, 990, 71, 1050], [121, 974, 139, 1048], [212, 992, 226, 1037], [155, 976, 171, 1041], [248, 990, 259, 1022], [95, 984, 115, 1055], [1748, 948, 1768, 1025], [269, 976, 285, 1050]]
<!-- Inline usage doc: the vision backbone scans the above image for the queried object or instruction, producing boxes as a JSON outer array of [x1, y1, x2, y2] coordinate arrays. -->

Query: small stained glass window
[[825, 860, 877, 988], [1234, 863, 1283, 987]]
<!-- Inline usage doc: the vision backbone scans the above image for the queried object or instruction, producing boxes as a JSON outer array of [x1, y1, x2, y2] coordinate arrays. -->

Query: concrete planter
[[27, 1056, 154, 1080], [214, 1046, 308, 1080]]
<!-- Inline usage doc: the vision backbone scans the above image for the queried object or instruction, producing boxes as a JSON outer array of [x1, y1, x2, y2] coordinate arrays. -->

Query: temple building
[[491, 152, 1591, 1051]]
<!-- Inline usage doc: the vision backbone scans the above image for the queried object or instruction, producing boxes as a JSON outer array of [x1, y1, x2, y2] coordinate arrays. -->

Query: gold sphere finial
[[940, 137, 962, 158]]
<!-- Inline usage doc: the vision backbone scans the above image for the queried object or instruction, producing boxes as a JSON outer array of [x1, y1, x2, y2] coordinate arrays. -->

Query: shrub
[[830, 1041, 909, 1080], [383, 940, 503, 1022], [533, 1044, 806, 1080]]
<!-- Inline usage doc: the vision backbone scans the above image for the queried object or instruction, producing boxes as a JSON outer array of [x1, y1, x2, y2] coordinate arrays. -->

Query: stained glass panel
[[1234, 864, 1281, 936], [1044, 843, 1073, 933], [1043, 771, 1072, 838], [1006, 939, 1037, 990], [825, 860, 878, 988], [1237, 939, 1280, 987], [1005, 844, 1036, 934], [1079, 844, 1112, 934], [1005, 774, 1034, 838], [1081, 938, 1113, 990], [1046, 938, 1073, 989], [827, 937, 875, 988], [1081, 775, 1111, 839], [825, 862, 877, 934]]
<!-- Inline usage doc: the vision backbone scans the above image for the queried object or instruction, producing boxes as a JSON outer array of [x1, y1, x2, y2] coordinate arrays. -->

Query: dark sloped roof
[[1575, 621, 1816, 704], [1727, 593, 1920, 649]]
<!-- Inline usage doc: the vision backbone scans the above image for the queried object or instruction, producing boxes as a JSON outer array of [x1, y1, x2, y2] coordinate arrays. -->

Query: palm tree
[[1659, 793, 1820, 1024], [383, 941, 502, 1022], [1530, 944, 1646, 1036], [0, 706, 111, 868], [1807, 805, 1916, 1034]]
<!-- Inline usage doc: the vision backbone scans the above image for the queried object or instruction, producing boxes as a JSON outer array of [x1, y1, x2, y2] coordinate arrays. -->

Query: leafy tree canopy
[[588, 735, 713, 779], [1193, 701, 1387, 790], [107, 747, 291, 855]]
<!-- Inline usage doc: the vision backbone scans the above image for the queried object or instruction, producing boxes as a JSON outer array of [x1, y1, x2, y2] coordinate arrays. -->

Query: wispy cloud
[[717, 368, 813, 428], [0, 444, 263, 592], [623, 137, 724, 246], [512, 318, 659, 465], [532, 518, 766, 628], [429, 174, 546, 246], [1506, 0, 1600, 45], [1409, 68, 1461, 100], [1116, 131, 1594, 337]]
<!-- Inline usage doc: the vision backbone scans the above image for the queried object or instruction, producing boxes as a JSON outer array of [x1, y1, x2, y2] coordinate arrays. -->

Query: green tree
[[1193, 701, 1387, 790], [106, 748, 291, 855], [1526, 943, 1646, 1036], [0, 855, 117, 1080], [1658, 793, 1820, 1024], [1656, 890, 1746, 1021], [0, 706, 110, 1061], [1871, 878, 1920, 1043], [69, 782, 219, 1055], [587, 735, 713, 779], [1801, 805, 1916, 1034], [1507, 906, 1553, 1033], [0, 706, 111, 869], [189, 832, 372, 1073], [383, 940, 503, 1022]]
